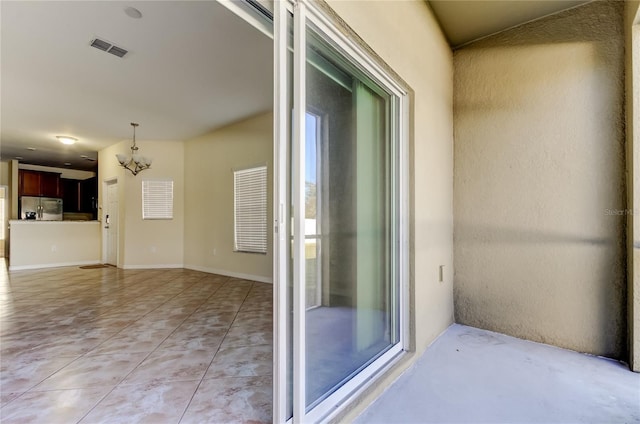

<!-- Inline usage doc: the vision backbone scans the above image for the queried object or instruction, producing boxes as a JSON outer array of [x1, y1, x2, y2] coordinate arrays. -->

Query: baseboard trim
[[8, 261, 272, 284], [121, 264, 184, 270], [9, 260, 101, 271], [184, 264, 272, 284]]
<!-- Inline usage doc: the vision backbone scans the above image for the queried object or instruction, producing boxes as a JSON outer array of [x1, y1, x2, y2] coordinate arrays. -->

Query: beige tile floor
[[0, 262, 273, 423]]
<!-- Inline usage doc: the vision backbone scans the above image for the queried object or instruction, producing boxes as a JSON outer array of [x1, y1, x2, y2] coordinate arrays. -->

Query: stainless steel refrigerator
[[20, 196, 63, 221]]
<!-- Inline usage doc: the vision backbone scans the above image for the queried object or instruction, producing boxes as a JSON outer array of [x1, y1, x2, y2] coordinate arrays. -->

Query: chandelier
[[115, 122, 152, 176]]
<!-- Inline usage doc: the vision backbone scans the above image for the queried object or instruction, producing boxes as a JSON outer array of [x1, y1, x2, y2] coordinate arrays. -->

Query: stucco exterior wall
[[454, 1, 626, 358], [626, 0, 640, 370]]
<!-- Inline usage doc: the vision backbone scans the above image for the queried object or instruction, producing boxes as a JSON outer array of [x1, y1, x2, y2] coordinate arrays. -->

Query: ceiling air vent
[[90, 38, 128, 58], [107, 45, 128, 58]]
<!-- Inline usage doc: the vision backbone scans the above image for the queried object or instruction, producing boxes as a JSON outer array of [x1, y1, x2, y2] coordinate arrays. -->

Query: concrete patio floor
[[356, 324, 640, 424]]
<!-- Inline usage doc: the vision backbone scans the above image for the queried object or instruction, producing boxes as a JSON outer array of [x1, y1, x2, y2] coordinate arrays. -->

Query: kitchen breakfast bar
[[8, 220, 101, 271]]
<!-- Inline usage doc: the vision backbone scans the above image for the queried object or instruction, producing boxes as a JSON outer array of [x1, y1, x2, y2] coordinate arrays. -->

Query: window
[[142, 180, 173, 220], [234, 165, 267, 253]]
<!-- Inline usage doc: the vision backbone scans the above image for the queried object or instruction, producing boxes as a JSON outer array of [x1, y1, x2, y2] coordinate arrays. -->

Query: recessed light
[[15, 156, 23, 160], [80, 155, 88, 159], [27, 147, 37, 151], [64, 162, 72, 166], [124, 6, 142, 19], [57, 136, 77, 145]]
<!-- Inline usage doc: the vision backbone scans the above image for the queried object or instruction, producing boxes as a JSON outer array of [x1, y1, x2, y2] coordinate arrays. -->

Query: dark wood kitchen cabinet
[[19, 170, 41, 196], [19, 170, 61, 197]]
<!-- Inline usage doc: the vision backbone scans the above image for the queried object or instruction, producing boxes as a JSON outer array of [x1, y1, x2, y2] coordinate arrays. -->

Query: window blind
[[142, 180, 173, 220], [234, 166, 267, 253]]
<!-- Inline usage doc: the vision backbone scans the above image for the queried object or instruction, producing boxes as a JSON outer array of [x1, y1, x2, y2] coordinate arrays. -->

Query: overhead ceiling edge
[[452, 0, 595, 50]]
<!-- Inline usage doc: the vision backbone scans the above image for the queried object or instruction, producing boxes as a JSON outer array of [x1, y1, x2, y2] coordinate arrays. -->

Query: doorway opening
[[103, 179, 118, 267]]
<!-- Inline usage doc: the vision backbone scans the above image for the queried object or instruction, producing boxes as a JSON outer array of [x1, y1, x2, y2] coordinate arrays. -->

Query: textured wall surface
[[454, 1, 626, 358], [626, 0, 640, 370]]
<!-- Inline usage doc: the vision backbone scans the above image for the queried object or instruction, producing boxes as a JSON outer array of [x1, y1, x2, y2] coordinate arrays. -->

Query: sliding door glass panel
[[285, 10, 294, 420], [304, 27, 398, 410], [305, 112, 322, 310]]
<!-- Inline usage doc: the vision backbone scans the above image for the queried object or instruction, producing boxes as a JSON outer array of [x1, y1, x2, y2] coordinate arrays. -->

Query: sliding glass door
[[273, 1, 409, 422], [304, 29, 399, 411]]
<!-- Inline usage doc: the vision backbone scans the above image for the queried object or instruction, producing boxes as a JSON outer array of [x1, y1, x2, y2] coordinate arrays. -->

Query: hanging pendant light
[[115, 122, 152, 176]]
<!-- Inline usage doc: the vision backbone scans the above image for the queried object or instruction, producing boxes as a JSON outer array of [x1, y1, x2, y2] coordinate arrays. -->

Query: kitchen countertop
[[10, 220, 100, 224]]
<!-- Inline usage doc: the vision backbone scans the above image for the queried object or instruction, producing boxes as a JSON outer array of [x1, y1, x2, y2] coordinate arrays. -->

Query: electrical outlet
[[150, 246, 157, 253], [212, 248, 217, 256], [51, 245, 57, 252]]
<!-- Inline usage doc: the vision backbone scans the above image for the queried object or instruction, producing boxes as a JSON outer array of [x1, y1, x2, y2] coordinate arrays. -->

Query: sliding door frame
[[273, 0, 411, 422], [273, 1, 290, 423]]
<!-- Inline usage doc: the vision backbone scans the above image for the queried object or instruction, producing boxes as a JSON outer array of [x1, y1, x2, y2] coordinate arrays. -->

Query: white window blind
[[234, 166, 267, 253], [142, 180, 173, 220]]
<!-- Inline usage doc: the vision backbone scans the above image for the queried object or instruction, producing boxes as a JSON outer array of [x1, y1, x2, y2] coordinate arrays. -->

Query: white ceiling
[[0, 1, 273, 171], [428, 0, 592, 47], [2, 1, 595, 171]]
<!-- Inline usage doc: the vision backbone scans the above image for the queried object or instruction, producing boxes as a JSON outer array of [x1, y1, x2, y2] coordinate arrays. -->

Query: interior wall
[[98, 140, 185, 268], [183, 112, 273, 283], [324, 0, 454, 420], [0, 163, 8, 258], [454, 1, 625, 358], [0, 162, 9, 186], [9, 160, 19, 220], [122, 141, 185, 268]]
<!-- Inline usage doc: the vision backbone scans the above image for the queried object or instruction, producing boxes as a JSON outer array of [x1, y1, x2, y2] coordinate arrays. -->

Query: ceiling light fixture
[[57, 136, 77, 145], [116, 122, 152, 176]]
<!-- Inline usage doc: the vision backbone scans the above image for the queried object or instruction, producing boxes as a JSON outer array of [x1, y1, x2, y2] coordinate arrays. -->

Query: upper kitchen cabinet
[[19, 169, 61, 197], [19, 170, 41, 196]]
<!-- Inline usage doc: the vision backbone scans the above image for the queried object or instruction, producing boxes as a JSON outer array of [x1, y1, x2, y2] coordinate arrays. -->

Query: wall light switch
[[439, 265, 444, 283]]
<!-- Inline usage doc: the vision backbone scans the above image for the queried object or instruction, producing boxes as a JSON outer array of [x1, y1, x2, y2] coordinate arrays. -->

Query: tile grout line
[[2, 271, 201, 412], [72, 274, 227, 424], [1, 268, 270, 423], [177, 279, 256, 424], [1, 271, 198, 415]]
